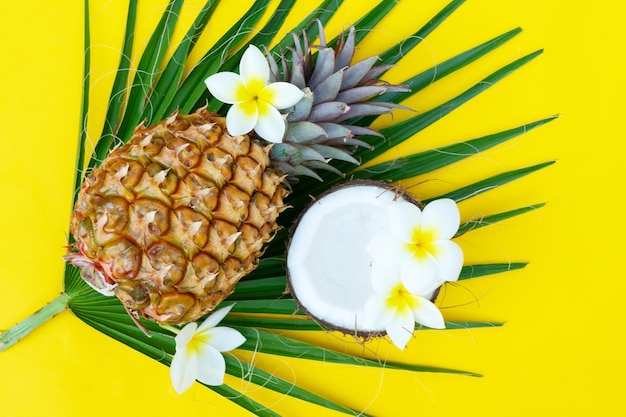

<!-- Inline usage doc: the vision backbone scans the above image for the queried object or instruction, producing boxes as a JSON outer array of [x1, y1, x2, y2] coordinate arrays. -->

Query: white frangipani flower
[[366, 199, 464, 295], [204, 44, 304, 143], [364, 262, 444, 350], [168, 304, 245, 394]]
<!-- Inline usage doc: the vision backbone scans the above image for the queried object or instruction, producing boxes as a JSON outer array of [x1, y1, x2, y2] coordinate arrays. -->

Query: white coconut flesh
[[287, 182, 425, 334]]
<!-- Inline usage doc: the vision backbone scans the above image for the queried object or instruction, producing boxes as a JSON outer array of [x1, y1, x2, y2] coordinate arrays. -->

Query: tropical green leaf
[[169, 0, 270, 114], [201, 0, 299, 112], [358, 49, 545, 161], [425, 161, 556, 203], [221, 317, 506, 333], [246, 257, 288, 279], [75, 306, 288, 417], [288, 50, 547, 208], [234, 327, 479, 376], [67, 272, 469, 413], [116, 0, 184, 142], [223, 316, 322, 331], [270, 0, 345, 53], [353, 117, 557, 182], [90, 0, 138, 167], [144, 0, 219, 124], [357, 27, 523, 127], [81, 313, 284, 416], [76, 312, 171, 358], [383, 27, 522, 100], [70, 288, 345, 414], [334, 0, 398, 46], [378, 0, 466, 65], [459, 263, 527, 280], [456, 203, 547, 236], [64, 264, 89, 296], [229, 299, 300, 314], [205, 383, 282, 417], [443, 321, 504, 329], [72, 0, 92, 202], [224, 356, 367, 416], [228, 277, 288, 300], [229, 263, 527, 301], [238, 0, 297, 50]]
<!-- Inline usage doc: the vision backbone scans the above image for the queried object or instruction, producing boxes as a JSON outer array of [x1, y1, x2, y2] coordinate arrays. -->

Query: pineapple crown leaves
[[265, 22, 411, 181]]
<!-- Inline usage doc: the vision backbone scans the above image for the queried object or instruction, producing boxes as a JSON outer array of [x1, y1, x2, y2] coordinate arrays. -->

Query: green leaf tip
[[444, 321, 505, 330], [426, 160, 556, 204], [456, 202, 547, 236], [459, 263, 528, 280]]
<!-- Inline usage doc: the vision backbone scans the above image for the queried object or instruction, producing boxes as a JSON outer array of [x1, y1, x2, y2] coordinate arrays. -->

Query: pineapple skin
[[70, 109, 287, 324]]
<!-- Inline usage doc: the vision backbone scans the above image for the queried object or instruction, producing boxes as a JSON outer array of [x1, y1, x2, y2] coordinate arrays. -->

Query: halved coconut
[[286, 180, 436, 336]]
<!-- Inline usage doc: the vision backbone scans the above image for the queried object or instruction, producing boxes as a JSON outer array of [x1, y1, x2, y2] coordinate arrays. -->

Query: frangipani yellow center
[[235, 77, 277, 118], [386, 283, 420, 312], [188, 331, 211, 353], [406, 227, 439, 260]]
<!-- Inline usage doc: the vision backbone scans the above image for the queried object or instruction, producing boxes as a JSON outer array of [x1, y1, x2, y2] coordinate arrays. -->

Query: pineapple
[[67, 25, 406, 325], [69, 111, 286, 324]]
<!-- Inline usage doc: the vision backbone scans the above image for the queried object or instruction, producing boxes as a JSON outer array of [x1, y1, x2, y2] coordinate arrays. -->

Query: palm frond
[[57, 0, 555, 414]]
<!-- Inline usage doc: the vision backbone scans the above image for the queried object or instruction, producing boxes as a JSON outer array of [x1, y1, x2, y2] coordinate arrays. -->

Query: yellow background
[[1, 0, 623, 416]]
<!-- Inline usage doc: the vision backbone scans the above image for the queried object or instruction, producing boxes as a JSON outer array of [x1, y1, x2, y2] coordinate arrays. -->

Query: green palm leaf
[[143, 0, 220, 124], [425, 161, 556, 203], [168, 0, 270, 114], [90, 0, 138, 166], [116, 0, 184, 141]]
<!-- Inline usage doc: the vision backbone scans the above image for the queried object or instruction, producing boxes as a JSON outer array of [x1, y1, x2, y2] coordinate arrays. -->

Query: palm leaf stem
[[0, 293, 69, 352]]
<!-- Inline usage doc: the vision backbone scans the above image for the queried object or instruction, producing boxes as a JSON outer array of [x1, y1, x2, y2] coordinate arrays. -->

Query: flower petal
[[226, 101, 258, 136], [400, 254, 439, 294], [363, 292, 396, 329], [366, 229, 413, 264], [170, 345, 197, 394], [387, 202, 423, 243], [204, 72, 248, 104], [195, 344, 227, 386], [431, 240, 464, 282], [412, 296, 445, 329], [204, 326, 246, 352], [385, 306, 415, 350], [260, 82, 305, 109], [254, 101, 286, 143], [370, 260, 402, 293], [197, 304, 235, 332], [240, 45, 270, 89], [421, 198, 460, 240], [175, 322, 198, 348]]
